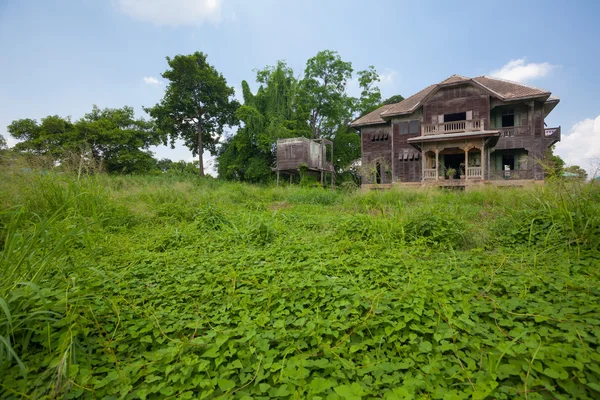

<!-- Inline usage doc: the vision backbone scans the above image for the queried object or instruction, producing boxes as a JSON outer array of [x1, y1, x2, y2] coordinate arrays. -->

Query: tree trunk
[[197, 123, 204, 177]]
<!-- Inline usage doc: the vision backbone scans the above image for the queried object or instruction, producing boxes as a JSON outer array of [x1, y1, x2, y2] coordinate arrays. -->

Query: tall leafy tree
[[356, 65, 382, 117], [0, 134, 8, 149], [382, 94, 405, 105], [8, 115, 74, 158], [8, 106, 161, 174], [145, 52, 239, 176], [299, 50, 353, 138], [73, 106, 162, 173], [218, 62, 306, 183]]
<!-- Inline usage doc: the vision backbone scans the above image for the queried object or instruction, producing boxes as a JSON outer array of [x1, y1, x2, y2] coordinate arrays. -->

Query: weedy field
[[0, 172, 599, 399]]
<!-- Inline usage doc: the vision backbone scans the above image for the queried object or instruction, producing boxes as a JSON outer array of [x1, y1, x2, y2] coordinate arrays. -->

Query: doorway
[[444, 154, 464, 179]]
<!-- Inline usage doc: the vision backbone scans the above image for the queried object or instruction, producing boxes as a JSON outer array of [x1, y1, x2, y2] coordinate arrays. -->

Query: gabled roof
[[351, 74, 558, 127], [349, 103, 395, 127], [472, 76, 550, 100], [371, 85, 437, 121]]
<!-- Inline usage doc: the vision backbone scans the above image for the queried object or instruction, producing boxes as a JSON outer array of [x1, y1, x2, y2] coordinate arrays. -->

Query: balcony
[[498, 126, 530, 137], [421, 118, 484, 136]]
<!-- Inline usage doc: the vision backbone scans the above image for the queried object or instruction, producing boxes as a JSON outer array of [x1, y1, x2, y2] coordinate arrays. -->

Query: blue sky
[[1, 0, 599, 175]]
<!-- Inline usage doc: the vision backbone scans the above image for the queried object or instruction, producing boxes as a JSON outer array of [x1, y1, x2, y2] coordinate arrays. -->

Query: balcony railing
[[499, 126, 531, 137], [423, 169, 437, 179], [422, 119, 484, 136], [467, 167, 482, 178]]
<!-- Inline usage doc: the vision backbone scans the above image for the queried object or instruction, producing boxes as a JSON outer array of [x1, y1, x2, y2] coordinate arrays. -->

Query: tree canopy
[[218, 62, 303, 183], [564, 165, 588, 180], [145, 52, 239, 176], [218, 50, 393, 183], [7, 105, 162, 174]]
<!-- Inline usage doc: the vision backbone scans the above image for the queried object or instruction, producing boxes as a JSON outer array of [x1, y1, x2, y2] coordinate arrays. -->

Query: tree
[[145, 52, 239, 176], [72, 106, 162, 174], [564, 165, 588, 180], [544, 145, 565, 178], [8, 115, 74, 158], [299, 50, 353, 138], [8, 106, 162, 174], [382, 94, 405, 105], [218, 62, 307, 183], [355, 65, 382, 117], [0, 134, 7, 150]]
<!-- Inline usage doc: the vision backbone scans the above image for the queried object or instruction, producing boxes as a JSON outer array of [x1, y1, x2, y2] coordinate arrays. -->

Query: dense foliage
[[217, 50, 398, 183], [6, 106, 162, 174], [1, 171, 599, 399], [144, 52, 239, 177]]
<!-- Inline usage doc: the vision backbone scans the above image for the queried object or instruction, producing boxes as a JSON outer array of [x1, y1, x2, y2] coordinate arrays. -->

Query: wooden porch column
[[421, 145, 426, 182], [464, 146, 469, 181], [277, 170, 280, 186], [435, 149, 439, 181], [481, 147, 485, 180]]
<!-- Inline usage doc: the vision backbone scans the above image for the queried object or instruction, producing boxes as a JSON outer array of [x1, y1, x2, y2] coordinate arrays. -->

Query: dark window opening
[[502, 154, 515, 170], [375, 162, 382, 184], [444, 112, 466, 122], [502, 114, 514, 127], [501, 108, 515, 127]]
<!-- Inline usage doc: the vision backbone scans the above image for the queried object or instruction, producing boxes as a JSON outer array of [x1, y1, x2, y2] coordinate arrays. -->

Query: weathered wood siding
[[422, 84, 490, 129], [361, 125, 392, 184]]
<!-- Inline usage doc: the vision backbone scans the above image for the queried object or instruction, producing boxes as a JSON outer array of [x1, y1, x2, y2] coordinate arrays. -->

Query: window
[[444, 112, 466, 122], [409, 120, 419, 134], [502, 108, 515, 127], [502, 154, 515, 170], [399, 122, 408, 134], [371, 133, 389, 141]]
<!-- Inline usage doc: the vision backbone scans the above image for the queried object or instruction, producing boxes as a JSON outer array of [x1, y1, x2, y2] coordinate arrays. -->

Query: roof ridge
[[477, 75, 550, 94]]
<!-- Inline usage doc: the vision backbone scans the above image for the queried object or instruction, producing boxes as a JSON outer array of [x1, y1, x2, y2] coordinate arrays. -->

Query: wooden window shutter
[[393, 123, 400, 136]]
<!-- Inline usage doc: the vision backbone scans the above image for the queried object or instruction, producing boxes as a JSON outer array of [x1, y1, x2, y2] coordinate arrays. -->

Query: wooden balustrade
[[467, 167, 482, 178], [423, 169, 437, 179], [499, 126, 530, 137], [421, 119, 484, 135]]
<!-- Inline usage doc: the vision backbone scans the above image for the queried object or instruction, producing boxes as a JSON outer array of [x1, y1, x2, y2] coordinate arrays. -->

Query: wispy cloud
[[490, 58, 555, 83], [556, 115, 600, 178], [143, 76, 161, 85], [117, 0, 222, 26]]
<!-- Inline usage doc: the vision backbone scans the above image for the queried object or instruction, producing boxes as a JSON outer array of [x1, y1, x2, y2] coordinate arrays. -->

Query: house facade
[[350, 75, 561, 187]]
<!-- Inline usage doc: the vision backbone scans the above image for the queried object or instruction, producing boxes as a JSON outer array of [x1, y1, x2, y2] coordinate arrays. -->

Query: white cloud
[[378, 68, 397, 87], [143, 76, 161, 85], [555, 115, 600, 178], [490, 58, 555, 83], [117, 0, 222, 26]]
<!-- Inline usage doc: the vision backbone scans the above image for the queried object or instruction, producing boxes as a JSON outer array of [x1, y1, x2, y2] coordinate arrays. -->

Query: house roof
[[373, 85, 437, 120], [349, 103, 395, 127], [351, 74, 557, 127], [471, 76, 550, 100]]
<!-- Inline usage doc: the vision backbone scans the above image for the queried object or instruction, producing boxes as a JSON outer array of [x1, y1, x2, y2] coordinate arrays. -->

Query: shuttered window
[[409, 120, 419, 134]]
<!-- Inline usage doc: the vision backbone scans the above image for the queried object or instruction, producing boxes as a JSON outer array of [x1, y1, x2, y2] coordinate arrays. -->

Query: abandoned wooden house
[[274, 137, 335, 187], [350, 75, 561, 188]]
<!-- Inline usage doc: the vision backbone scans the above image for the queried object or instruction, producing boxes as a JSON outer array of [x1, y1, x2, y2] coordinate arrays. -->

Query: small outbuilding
[[274, 137, 334, 187]]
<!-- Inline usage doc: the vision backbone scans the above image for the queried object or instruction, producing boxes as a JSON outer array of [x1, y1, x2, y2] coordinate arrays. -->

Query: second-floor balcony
[[422, 118, 484, 136]]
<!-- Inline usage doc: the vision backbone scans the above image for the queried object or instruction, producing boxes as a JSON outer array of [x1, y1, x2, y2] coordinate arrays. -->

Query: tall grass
[[0, 171, 599, 397]]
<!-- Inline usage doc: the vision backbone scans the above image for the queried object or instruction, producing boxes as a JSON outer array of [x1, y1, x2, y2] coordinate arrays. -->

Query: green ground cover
[[0, 173, 599, 399]]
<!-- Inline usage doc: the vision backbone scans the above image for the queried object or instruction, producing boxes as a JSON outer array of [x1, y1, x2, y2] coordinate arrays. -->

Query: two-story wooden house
[[350, 75, 561, 187]]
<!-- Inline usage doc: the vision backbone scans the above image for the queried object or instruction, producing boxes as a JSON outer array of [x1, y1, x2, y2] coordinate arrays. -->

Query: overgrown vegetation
[[1, 170, 599, 399]]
